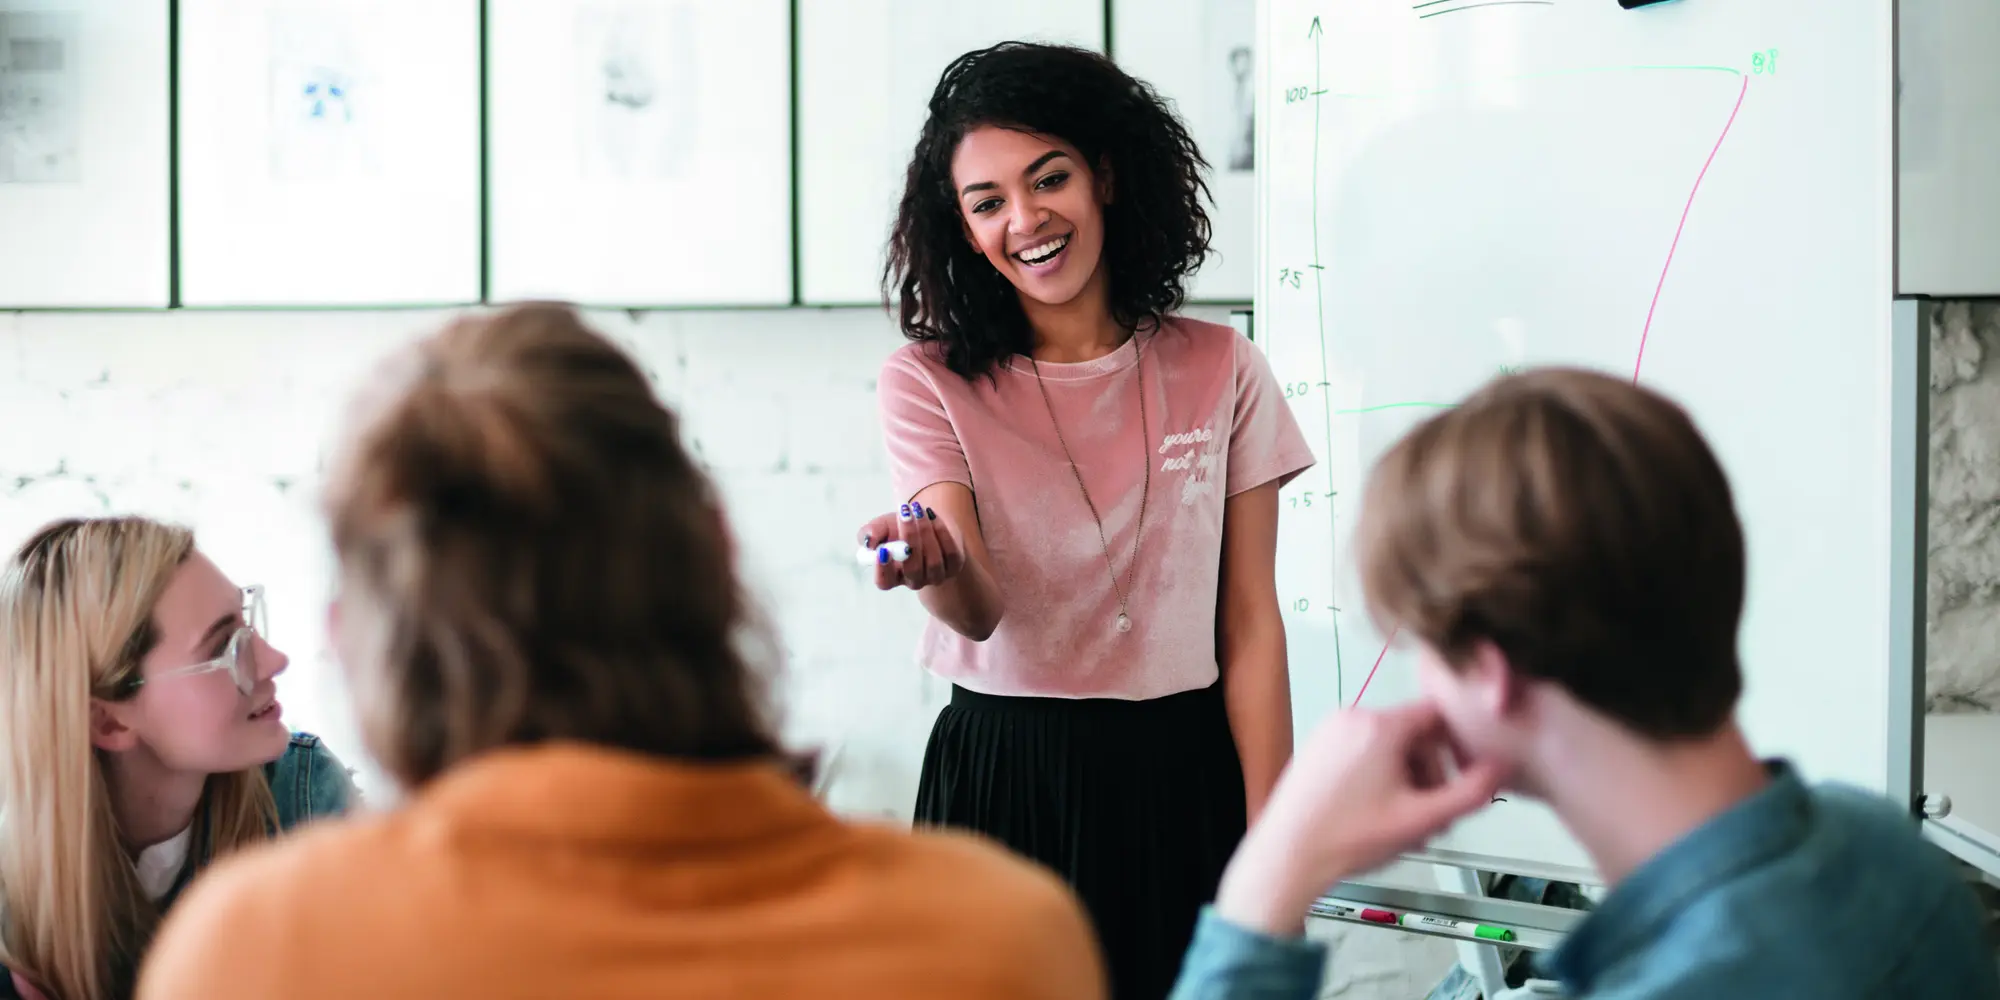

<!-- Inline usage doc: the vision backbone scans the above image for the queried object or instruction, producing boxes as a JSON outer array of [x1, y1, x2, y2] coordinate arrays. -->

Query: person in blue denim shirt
[[0, 518, 355, 1000], [1170, 369, 2000, 1000]]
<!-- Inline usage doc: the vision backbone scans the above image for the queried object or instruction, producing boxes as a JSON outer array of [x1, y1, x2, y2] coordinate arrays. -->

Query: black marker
[[1619, 0, 1678, 8]]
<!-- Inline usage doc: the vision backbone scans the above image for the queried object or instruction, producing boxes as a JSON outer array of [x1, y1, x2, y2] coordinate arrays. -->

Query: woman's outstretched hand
[[858, 500, 966, 592]]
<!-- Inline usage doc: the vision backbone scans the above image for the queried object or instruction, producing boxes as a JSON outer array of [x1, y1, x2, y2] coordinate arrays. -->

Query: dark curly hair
[[884, 42, 1213, 380]]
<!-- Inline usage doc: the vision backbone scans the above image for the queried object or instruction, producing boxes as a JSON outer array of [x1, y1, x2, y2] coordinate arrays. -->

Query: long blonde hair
[[0, 517, 277, 1000]]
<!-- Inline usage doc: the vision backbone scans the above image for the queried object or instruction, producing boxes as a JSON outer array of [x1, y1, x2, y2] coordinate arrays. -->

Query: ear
[[1459, 640, 1523, 721], [89, 698, 140, 753], [1096, 157, 1115, 205]]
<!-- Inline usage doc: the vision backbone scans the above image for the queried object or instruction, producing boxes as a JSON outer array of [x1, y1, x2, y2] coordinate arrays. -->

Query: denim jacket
[[0, 733, 354, 1000], [1169, 762, 2000, 1000], [155, 732, 355, 907], [263, 732, 358, 833]]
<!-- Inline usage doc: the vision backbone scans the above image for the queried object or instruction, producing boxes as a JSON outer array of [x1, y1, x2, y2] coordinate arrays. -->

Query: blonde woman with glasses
[[0, 517, 355, 1000]]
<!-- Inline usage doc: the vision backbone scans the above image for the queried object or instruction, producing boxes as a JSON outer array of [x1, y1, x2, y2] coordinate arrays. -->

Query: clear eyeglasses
[[126, 585, 267, 696]]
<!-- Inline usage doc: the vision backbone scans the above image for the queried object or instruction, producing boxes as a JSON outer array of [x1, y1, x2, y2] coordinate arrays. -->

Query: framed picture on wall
[[487, 0, 792, 307], [1113, 0, 1256, 302], [796, 1, 1106, 306], [0, 0, 170, 308], [176, 0, 481, 307]]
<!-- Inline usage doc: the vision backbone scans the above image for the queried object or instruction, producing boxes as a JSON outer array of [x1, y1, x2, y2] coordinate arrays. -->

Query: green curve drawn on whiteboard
[[1319, 62, 1744, 101], [1334, 401, 1456, 415]]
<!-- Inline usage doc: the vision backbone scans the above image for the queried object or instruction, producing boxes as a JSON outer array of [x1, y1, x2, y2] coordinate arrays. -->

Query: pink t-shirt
[[878, 316, 1316, 700]]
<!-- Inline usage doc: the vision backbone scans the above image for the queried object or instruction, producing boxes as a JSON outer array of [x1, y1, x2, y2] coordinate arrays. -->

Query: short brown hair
[[323, 304, 778, 786], [1355, 368, 1744, 739]]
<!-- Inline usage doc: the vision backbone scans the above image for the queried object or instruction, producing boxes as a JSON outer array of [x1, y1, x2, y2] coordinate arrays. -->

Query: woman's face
[[103, 552, 292, 773], [951, 125, 1110, 309]]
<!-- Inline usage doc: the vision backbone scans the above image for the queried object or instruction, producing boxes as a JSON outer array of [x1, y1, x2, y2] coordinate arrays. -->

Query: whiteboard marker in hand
[[856, 540, 912, 566]]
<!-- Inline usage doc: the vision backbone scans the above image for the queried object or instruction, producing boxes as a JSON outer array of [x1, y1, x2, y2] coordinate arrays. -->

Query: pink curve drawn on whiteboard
[[1347, 74, 1751, 710], [1350, 627, 1399, 707], [1632, 73, 1750, 385]]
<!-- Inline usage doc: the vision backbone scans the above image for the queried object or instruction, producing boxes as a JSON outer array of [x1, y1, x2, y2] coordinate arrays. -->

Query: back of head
[[323, 304, 777, 789], [1, 516, 270, 1000], [1356, 368, 1746, 739]]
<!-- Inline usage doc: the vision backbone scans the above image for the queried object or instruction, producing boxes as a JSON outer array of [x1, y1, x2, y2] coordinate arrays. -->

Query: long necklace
[[1030, 334, 1150, 635]]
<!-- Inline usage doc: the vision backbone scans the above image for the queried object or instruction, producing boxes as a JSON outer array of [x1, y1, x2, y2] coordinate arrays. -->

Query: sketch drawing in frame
[[0, 12, 82, 184], [577, 1, 697, 181], [268, 6, 380, 181]]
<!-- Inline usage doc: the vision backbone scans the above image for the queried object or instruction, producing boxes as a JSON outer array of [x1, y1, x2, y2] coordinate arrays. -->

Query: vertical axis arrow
[[1305, 15, 1345, 698]]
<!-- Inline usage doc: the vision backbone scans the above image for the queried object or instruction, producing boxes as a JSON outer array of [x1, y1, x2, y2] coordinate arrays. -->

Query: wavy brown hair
[[322, 304, 779, 788]]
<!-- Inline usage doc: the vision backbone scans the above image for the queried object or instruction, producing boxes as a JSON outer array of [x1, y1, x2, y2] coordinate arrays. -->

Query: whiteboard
[[0, 1, 168, 308], [1898, 0, 2000, 296], [1114, 0, 1257, 302], [488, 0, 790, 307], [1258, 0, 1896, 880], [177, 0, 480, 307], [797, 1, 1104, 306]]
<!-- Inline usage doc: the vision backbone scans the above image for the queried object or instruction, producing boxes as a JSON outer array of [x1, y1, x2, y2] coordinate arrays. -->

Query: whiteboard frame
[[1900, 0, 2000, 880], [1888, 296, 1926, 821], [1911, 299, 2000, 882]]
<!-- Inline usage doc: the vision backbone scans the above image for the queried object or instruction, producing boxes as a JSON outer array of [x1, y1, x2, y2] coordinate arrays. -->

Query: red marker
[[1310, 900, 1403, 925]]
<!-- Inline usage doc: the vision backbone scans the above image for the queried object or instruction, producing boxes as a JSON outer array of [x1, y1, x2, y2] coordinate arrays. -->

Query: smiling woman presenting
[[856, 42, 1315, 1000]]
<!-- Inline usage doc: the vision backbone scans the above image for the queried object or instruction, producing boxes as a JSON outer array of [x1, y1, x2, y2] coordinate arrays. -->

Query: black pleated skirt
[[914, 681, 1247, 1000]]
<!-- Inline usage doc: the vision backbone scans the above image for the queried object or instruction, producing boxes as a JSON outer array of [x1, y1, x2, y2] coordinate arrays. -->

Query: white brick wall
[[0, 304, 1258, 820], [0, 305, 942, 815]]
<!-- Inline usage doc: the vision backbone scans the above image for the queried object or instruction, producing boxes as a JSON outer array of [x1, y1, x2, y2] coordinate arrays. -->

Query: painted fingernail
[[899, 504, 913, 521], [927, 508, 937, 521], [911, 501, 925, 519], [878, 547, 889, 565], [863, 534, 873, 548]]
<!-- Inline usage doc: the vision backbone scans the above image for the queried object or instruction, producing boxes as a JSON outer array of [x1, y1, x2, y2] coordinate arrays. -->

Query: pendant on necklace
[[1116, 612, 1133, 634]]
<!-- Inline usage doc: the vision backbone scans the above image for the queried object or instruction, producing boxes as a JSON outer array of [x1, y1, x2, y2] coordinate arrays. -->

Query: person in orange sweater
[[134, 303, 1108, 1000]]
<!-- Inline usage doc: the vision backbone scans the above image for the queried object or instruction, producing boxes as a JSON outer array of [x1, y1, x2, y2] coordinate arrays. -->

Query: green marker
[[1398, 912, 1516, 942]]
